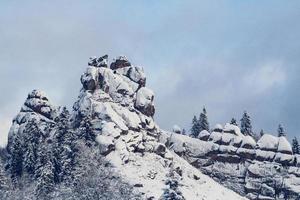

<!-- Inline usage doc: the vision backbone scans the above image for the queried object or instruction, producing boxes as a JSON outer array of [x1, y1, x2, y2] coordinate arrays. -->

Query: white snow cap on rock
[[223, 123, 243, 136], [241, 135, 256, 149], [257, 134, 279, 151], [198, 130, 210, 140], [277, 136, 293, 154]]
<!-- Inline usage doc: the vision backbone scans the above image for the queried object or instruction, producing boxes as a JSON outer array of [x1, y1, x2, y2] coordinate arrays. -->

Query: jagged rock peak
[[21, 89, 57, 120], [88, 54, 108, 68], [78, 54, 153, 117]]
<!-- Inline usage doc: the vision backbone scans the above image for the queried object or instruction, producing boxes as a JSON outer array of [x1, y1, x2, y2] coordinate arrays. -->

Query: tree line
[[189, 107, 300, 155]]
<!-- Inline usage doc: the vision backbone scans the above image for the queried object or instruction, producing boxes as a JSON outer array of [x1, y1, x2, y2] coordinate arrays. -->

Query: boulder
[[81, 66, 98, 91], [135, 87, 155, 117], [96, 135, 115, 155], [88, 54, 108, 68], [23, 89, 57, 120], [198, 130, 210, 141], [154, 143, 166, 157], [110, 55, 131, 70]]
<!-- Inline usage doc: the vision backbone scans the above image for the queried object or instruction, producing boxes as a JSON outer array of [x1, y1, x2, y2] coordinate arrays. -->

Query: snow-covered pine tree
[[240, 111, 253, 136], [35, 139, 55, 199], [59, 129, 77, 184], [0, 160, 8, 190], [190, 116, 200, 138], [23, 119, 41, 175], [277, 124, 286, 137], [292, 137, 300, 155], [53, 106, 75, 183], [199, 107, 209, 132], [160, 167, 185, 200], [78, 115, 96, 147], [8, 133, 24, 183], [230, 118, 238, 126]]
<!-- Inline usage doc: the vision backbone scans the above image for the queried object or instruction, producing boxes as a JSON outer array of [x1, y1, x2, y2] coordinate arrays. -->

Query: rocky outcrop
[[8, 90, 57, 140], [161, 124, 300, 200], [71, 55, 246, 200]]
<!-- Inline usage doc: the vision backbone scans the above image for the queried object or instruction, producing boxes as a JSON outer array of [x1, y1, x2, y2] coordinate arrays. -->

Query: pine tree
[[240, 111, 253, 136], [59, 129, 77, 184], [35, 139, 55, 199], [160, 168, 185, 200], [79, 115, 96, 146], [53, 107, 74, 183], [277, 124, 286, 137], [230, 118, 238, 126], [0, 160, 8, 190], [8, 133, 24, 183], [190, 116, 200, 138], [292, 137, 300, 155], [199, 107, 209, 132], [23, 119, 41, 175]]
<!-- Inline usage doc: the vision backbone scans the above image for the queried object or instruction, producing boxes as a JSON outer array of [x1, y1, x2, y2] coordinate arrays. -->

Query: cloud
[[0, 117, 11, 147], [243, 62, 286, 95]]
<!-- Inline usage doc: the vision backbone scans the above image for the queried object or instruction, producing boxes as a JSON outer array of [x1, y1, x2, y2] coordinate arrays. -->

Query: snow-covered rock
[[198, 130, 210, 140], [257, 134, 278, 151], [110, 55, 131, 70], [135, 87, 155, 117], [240, 135, 256, 149], [208, 131, 222, 144], [278, 136, 293, 154], [163, 130, 300, 199], [223, 123, 242, 136]]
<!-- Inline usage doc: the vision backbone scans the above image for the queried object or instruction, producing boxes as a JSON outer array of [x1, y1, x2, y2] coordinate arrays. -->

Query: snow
[[240, 135, 256, 149], [198, 130, 210, 140], [92, 102, 128, 131], [165, 132, 216, 157], [223, 123, 243, 136], [257, 134, 279, 151], [221, 133, 235, 145], [135, 87, 154, 108], [101, 122, 121, 138], [107, 146, 246, 200], [110, 103, 141, 129], [219, 145, 237, 154], [277, 136, 293, 154], [274, 152, 294, 163], [255, 149, 276, 161], [208, 131, 222, 144]]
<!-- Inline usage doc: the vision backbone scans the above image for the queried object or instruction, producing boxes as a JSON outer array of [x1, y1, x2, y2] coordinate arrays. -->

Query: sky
[[0, 0, 300, 146]]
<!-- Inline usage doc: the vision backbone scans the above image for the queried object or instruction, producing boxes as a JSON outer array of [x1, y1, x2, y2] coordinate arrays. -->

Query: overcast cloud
[[0, 0, 300, 146]]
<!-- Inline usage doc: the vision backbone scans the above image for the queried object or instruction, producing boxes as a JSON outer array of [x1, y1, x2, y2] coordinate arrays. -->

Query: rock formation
[[161, 123, 300, 200]]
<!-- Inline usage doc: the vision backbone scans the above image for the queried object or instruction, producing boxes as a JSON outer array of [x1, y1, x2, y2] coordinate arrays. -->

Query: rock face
[[160, 124, 300, 200], [71, 55, 246, 199]]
